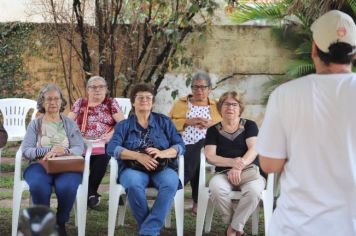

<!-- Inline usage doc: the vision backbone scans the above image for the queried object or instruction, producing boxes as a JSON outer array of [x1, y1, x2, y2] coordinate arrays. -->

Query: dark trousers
[[184, 139, 205, 203], [88, 153, 110, 197]]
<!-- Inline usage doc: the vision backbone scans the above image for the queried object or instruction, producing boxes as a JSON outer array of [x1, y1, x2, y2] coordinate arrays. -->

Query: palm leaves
[[230, 1, 289, 24], [229, 0, 320, 103], [230, 0, 356, 103]]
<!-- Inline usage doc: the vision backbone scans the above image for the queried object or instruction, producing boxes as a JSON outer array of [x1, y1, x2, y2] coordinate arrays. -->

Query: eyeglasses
[[88, 85, 106, 90], [222, 102, 239, 108], [44, 97, 61, 103], [191, 85, 209, 91], [135, 95, 154, 101]]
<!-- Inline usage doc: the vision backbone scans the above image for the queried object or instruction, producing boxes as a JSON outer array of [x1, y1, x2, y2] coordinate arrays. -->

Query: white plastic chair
[[11, 143, 92, 236], [0, 98, 37, 158], [196, 151, 274, 236], [108, 155, 185, 236], [115, 98, 131, 119]]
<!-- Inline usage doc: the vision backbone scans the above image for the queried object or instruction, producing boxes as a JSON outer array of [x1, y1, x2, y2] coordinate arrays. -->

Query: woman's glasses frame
[[135, 95, 154, 101], [87, 85, 107, 90], [191, 85, 210, 91]]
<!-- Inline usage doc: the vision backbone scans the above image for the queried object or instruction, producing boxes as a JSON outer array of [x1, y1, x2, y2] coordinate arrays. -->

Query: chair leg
[[12, 185, 25, 236], [263, 192, 274, 235], [204, 198, 215, 233], [117, 199, 127, 226], [108, 185, 123, 236], [252, 204, 260, 235], [75, 185, 87, 236], [164, 208, 172, 228], [73, 200, 78, 227], [174, 189, 184, 236], [117, 194, 128, 226], [196, 187, 210, 236]]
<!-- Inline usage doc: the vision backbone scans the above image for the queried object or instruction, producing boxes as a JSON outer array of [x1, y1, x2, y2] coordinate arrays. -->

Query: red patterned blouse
[[71, 97, 122, 139]]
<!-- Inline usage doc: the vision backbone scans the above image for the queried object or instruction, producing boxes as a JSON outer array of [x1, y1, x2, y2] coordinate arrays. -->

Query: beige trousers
[[209, 173, 265, 232]]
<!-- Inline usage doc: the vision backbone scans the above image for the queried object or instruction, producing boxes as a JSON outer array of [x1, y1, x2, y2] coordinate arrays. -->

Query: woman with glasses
[[107, 83, 185, 235], [169, 71, 221, 215], [68, 75, 125, 208], [22, 84, 85, 236], [204, 91, 265, 236]]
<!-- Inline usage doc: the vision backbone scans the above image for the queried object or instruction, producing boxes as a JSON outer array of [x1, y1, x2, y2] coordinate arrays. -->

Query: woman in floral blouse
[[68, 75, 125, 208]]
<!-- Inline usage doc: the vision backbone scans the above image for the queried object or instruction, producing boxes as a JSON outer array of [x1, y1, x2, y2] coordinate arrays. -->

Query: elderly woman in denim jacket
[[107, 84, 185, 236], [22, 84, 85, 236]]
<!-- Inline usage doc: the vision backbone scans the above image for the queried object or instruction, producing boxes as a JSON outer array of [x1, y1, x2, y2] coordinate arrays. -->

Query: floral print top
[[71, 97, 122, 139]]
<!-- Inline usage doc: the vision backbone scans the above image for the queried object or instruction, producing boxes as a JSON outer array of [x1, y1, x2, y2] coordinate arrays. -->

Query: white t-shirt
[[255, 73, 356, 236]]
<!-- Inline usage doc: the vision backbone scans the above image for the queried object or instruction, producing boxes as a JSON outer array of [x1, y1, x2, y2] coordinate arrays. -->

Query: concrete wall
[[154, 25, 292, 125], [11, 24, 292, 124]]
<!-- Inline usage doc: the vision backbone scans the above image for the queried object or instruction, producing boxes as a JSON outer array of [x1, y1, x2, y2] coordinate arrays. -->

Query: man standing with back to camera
[[255, 10, 356, 236]]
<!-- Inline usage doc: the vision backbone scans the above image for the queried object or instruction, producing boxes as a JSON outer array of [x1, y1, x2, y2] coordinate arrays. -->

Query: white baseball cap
[[311, 10, 356, 53]]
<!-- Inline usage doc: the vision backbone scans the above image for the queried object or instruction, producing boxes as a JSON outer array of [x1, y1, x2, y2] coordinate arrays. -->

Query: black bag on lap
[[125, 148, 168, 172]]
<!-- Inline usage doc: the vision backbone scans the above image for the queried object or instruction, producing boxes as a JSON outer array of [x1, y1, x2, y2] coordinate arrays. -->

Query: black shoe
[[88, 194, 101, 209], [57, 224, 67, 236]]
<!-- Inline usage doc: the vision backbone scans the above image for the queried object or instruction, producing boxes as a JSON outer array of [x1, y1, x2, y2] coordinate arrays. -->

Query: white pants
[[209, 173, 265, 231]]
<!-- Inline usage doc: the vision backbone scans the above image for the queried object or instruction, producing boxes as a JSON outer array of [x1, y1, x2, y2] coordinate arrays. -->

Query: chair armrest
[[110, 157, 119, 186], [266, 173, 275, 192]]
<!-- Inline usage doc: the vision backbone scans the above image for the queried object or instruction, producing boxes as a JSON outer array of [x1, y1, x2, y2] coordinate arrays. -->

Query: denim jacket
[[107, 112, 185, 176]]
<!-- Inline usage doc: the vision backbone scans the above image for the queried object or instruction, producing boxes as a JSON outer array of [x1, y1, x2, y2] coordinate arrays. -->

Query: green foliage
[[286, 60, 315, 78], [231, 0, 356, 104], [0, 23, 37, 98], [230, 1, 290, 24], [171, 89, 179, 99], [230, 1, 316, 103]]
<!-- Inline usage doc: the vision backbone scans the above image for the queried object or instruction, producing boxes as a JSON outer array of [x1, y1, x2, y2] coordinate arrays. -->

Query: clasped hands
[[136, 148, 166, 171], [187, 117, 213, 129], [227, 157, 246, 186], [43, 145, 66, 160]]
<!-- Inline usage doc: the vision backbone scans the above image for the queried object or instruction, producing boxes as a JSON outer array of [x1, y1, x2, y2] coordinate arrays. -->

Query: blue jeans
[[119, 167, 179, 236], [24, 163, 82, 225]]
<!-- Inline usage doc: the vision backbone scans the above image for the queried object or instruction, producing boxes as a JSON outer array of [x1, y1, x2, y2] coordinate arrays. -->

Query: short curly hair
[[129, 84, 155, 113], [129, 84, 155, 104], [216, 91, 245, 116], [37, 84, 67, 113]]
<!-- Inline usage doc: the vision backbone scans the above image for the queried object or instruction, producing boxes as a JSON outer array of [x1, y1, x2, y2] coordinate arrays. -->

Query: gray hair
[[86, 75, 107, 88], [37, 84, 67, 113], [192, 71, 212, 87]]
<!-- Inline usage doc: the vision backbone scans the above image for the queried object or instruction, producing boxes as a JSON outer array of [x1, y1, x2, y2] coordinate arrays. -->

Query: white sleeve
[[255, 88, 287, 159]]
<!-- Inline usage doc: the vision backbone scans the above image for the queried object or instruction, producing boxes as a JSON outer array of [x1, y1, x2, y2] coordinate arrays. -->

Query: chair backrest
[[115, 98, 131, 119], [0, 98, 38, 142]]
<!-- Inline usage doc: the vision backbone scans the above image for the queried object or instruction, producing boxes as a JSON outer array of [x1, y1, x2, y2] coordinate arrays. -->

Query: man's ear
[[311, 41, 318, 60]]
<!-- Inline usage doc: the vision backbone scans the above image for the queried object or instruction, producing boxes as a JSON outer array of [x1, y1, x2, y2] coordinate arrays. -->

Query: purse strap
[[80, 100, 89, 133]]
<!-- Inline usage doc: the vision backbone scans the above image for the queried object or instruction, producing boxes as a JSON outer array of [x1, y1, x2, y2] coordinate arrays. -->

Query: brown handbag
[[39, 156, 85, 174], [239, 164, 260, 185]]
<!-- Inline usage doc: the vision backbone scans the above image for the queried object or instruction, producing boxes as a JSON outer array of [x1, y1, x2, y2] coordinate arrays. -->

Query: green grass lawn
[[0, 185, 266, 236]]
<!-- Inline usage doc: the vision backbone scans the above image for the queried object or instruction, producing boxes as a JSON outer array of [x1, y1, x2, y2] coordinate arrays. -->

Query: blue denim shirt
[[107, 112, 185, 176]]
